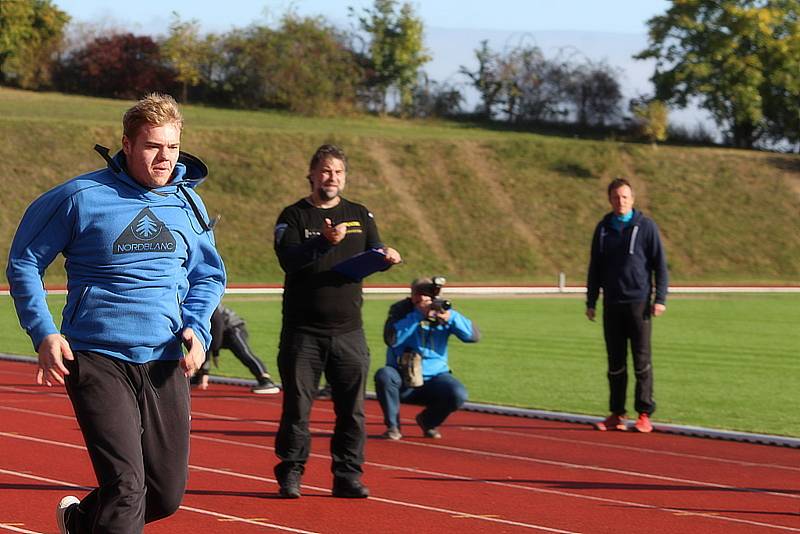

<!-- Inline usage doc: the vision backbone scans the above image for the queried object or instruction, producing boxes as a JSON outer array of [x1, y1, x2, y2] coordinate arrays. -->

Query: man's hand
[[36, 334, 74, 386], [586, 308, 596, 321], [652, 303, 666, 317], [322, 218, 347, 245], [382, 246, 402, 264], [180, 328, 205, 377], [434, 309, 452, 323]]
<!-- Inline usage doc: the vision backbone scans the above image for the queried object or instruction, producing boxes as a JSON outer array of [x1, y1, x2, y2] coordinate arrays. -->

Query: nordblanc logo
[[113, 208, 176, 254]]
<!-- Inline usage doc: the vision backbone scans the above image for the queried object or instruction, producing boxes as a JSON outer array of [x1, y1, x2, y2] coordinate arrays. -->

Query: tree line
[[1, 0, 798, 150]]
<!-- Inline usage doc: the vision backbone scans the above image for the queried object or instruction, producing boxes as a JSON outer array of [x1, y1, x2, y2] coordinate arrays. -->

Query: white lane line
[[0, 467, 319, 534], [0, 524, 44, 533], [188, 464, 579, 534], [3, 426, 798, 533], [5, 403, 798, 502], [188, 434, 800, 532], [460, 426, 800, 472], [0, 432, 577, 533], [188, 410, 800, 502]]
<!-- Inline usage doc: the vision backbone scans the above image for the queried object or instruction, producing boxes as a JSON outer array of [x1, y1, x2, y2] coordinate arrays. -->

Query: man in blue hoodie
[[586, 177, 668, 434], [375, 277, 479, 441], [6, 93, 226, 533]]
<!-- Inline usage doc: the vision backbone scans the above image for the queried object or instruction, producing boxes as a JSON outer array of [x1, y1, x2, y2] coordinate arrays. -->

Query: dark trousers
[[374, 367, 468, 429], [602, 301, 656, 416], [275, 328, 370, 484], [64, 351, 191, 533]]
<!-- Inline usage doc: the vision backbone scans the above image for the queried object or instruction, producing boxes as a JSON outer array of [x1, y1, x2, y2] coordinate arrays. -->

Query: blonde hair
[[122, 93, 183, 139]]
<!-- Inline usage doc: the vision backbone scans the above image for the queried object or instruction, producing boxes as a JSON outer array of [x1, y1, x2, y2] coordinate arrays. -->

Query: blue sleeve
[[447, 309, 480, 343], [6, 186, 76, 350], [179, 192, 227, 351], [390, 309, 425, 348]]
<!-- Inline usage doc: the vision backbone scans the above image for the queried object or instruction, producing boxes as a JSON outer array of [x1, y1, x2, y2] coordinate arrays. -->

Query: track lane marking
[[0, 426, 800, 532], [0, 468, 319, 533]]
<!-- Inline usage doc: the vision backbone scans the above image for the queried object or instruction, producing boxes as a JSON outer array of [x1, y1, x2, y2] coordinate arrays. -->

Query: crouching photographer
[[374, 277, 480, 440]]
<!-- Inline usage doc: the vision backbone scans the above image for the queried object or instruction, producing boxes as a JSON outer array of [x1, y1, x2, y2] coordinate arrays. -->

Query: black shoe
[[332, 479, 370, 499], [276, 467, 302, 499], [316, 384, 332, 399], [252, 375, 280, 394]]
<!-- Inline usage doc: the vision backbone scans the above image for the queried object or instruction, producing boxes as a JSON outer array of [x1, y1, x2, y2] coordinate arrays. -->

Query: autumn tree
[[55, 33, 175, 99], [351, 0, 430, 114], [636, 0, 800, 148], [161, 13, 208, 103], [0, 0, 69, 88], [215, 14, 361, 114], [632, 99, 669, 144]]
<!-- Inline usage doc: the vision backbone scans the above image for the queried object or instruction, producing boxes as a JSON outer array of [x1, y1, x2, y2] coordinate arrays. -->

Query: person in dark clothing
[[192, 304, 280, 394], [586, 177, 668, 434], [273, 144, 402, 499]]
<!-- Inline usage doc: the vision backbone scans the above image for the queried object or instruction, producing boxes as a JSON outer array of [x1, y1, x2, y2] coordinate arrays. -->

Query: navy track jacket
[[586, 210, 668, 309]]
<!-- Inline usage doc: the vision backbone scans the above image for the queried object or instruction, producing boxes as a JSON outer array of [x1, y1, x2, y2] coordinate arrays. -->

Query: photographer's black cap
[[411, 277, 435, 296]]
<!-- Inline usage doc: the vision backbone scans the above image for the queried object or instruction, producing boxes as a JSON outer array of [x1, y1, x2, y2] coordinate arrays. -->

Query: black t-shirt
[[274, 197, 383, 335]]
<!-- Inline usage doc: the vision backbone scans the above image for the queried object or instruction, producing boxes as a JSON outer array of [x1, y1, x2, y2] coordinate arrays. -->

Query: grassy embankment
[[2, 87, 799, 285]]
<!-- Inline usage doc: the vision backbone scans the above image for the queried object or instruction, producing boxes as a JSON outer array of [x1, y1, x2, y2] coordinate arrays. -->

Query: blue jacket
[[6, 149, 227, 363], [586, 209, 668, 309], [383, 298, 480, 380]]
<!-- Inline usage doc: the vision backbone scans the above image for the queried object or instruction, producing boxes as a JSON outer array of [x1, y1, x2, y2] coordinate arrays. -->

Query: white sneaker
[[56, 495, 80, 534]]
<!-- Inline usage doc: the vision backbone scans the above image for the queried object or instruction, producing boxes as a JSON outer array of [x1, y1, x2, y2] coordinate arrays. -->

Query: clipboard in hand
[[332, 248, 391, 281]]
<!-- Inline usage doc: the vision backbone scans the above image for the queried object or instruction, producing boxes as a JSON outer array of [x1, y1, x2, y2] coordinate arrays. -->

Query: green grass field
[[2, 293, 797, 438]]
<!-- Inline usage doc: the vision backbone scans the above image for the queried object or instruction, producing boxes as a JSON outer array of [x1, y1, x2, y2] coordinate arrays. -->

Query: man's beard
[[317, 185, 340, 200]]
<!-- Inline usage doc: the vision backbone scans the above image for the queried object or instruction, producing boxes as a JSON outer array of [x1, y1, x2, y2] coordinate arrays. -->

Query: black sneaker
[[252, 376, 280, 395], [332, 479, 370, 499], [316, 384, 332, 399], [276, 467, 302, 499]]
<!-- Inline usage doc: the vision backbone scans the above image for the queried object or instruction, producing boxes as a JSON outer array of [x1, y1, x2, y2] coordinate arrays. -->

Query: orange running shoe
[[633, 413, 653, 433], [595, 413, 628, 431]]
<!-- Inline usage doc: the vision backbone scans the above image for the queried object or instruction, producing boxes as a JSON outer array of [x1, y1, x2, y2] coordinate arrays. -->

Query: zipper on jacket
[[628, 225, 640, 255], [69, 286, 90, 325]]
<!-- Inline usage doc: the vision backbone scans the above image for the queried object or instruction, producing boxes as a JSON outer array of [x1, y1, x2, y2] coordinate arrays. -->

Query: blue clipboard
[[332, 248, 391, 281]]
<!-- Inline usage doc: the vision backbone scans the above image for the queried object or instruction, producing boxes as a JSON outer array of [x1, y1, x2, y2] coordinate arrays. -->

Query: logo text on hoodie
[[113, 208, 177, 254]]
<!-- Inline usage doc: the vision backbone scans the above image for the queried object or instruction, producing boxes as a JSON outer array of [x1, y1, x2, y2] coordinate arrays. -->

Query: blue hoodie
[[6, 149, 227, 363], [383, 298, 480, 380]]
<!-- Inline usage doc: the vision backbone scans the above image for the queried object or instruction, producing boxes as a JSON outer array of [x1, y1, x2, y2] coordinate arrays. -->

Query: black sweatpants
[[274, 328, 370, 484], [602, 301, 656, 416], [64, 351, 191, 533]]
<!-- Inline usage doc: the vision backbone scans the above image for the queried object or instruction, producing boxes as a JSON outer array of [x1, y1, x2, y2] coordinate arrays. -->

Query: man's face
[[309, 157, 346, 201], [122, 122, 181, 188], [411, 292, 432, 313], [608, 184, 634, 216]]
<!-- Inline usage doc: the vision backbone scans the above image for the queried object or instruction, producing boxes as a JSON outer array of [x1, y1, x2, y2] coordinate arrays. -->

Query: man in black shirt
[[273, 144, 401, 499]]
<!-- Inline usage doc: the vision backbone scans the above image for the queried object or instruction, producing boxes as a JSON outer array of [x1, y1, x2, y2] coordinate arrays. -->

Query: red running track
[[0, 358, 798, 534]]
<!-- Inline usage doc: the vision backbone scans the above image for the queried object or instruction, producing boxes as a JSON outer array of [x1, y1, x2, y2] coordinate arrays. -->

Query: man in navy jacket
[[586, 177, 668, 434]]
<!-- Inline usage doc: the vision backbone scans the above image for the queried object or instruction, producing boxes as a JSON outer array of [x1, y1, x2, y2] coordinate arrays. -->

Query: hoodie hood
[[93, 144, 209, 190]]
